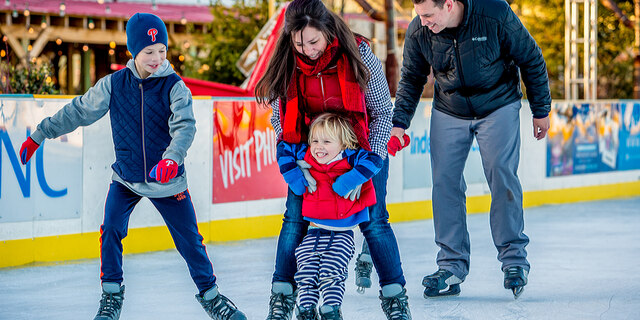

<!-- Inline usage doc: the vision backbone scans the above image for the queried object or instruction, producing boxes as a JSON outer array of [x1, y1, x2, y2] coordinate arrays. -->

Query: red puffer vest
[[301, 150, 376, 220], [298, 64, 344, 115]]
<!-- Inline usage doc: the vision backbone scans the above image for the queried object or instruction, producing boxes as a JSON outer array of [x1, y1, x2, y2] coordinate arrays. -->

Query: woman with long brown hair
[[255, 0, 411, 319]]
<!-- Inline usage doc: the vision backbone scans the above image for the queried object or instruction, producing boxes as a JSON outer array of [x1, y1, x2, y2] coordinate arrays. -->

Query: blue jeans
[[272, 158, 406, 288]]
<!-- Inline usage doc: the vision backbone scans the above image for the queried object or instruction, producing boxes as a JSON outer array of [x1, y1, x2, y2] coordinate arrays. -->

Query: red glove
[[149, 159, 178, 183], [387, 134, 411, 156], [20, 137, 40, 164]]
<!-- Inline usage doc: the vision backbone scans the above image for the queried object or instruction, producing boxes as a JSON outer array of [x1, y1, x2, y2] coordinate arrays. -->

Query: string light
[[41, 17, 47, 28], [82, 44, 89, 52], [23, 3, 29, 17], [180, 13, 187, 25], [56, 38, 62, 45], [97, 0, 104, 4], [109, 41, 116, 49], [88, 18, 94, 29]]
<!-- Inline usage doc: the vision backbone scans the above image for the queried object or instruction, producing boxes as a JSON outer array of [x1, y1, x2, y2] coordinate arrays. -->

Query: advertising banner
[[547, 101, 640, 176], [0, 98, 82, 222], [212, 100, 287, 203]]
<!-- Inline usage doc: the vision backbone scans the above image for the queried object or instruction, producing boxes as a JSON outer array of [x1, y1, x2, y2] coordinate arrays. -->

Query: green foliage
[[511, 0, 565, 99], [512, 0, 636, 99], [597, 0, 635, 99], [0, 61, 58, 94], [179, 0, 272, 86]]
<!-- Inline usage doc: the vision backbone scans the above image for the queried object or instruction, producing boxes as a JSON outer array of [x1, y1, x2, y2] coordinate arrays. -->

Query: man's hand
[[532, 116, 550, 140], [390, 127, 406, 145]]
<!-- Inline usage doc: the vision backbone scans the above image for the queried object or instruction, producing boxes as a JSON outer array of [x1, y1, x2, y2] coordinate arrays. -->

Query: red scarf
[[280, 37, 370, 150]]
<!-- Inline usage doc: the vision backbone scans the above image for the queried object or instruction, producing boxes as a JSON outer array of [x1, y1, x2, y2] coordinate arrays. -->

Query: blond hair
[[308, 113, 359, 150]]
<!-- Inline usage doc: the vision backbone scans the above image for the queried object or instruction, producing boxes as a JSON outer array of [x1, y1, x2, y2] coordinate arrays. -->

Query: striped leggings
[[294, 228, 355, 308]]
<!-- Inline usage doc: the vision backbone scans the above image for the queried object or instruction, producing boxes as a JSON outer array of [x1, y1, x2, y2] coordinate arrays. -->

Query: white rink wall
[[1, 95, 639, 268]]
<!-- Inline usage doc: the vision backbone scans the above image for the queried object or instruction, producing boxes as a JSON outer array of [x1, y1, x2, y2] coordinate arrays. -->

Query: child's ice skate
[[319, 305, 342, 320], [503, 266, 528, 299], [295, 304, 319, 320], [354, 252, 373, 294], [93, 282, 125, 320], [422, 269, 463, 298], [196, 286, 247, 320]]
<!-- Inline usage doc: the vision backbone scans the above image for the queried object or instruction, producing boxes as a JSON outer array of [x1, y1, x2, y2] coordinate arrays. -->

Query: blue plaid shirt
[[270, 41, 393, 159]]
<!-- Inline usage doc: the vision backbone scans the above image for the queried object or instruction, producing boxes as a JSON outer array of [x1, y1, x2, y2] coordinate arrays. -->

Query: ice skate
[[295, 305, 319, 320], [93, 282, 124, 320], [196, 286, 247, 320], [319, 305, 342, 320], [422, 269, 463, 298], [503, 266, 528, 299], [266, 288, 296, 320], [379, 288, 411, 320], [354, 252, 373, 294]]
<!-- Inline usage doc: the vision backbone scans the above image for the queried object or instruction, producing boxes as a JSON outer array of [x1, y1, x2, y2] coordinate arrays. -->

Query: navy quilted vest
[[109, 68, 183, 182]]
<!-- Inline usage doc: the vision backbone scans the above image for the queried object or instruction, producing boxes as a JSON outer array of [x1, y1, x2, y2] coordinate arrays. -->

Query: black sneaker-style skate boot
[[196, 286, 247, 320], [354, 252, 373, 294], [319, 305, 342, 320], [94, 282, 125, 320], [504, 266, 528, 299], [379, 288, 411, 320], [295, 305, 319, 320], [422, 269, 463, 298], [266, 289, 297, 320]]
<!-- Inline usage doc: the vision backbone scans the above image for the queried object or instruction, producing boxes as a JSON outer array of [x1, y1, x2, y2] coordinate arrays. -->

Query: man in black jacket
[[391, 0, 551, 299]]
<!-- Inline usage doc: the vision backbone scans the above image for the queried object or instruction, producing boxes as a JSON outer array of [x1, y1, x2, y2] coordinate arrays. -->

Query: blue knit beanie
[[126, 13, 168, 59]]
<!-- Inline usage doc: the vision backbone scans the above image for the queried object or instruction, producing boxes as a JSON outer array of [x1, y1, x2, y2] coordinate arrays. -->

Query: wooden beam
[[0, 25, 27, 63], [28, 27, 53, 59]]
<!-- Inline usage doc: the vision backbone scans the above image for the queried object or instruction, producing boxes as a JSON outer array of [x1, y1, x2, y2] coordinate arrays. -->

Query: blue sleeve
[[332, 149, 383, 196], [276, 141, 309, 195]]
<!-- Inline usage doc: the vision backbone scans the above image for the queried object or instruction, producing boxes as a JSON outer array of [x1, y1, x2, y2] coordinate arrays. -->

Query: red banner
[[212, 100, 287, 203]]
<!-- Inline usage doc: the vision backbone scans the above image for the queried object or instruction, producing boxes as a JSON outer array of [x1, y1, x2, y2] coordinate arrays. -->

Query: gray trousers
[[430, 101, 530, 280]]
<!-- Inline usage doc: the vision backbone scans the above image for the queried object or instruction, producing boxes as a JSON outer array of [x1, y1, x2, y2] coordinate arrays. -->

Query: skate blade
[[423, 284, 461, 298], [512, 286, 524, 299]]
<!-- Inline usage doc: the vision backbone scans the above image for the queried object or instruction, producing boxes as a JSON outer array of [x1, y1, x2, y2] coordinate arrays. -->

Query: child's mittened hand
[[387, 134, 411, 156], [282, 168, 308, 196], [149, 159, 178, 183], [19, 137, 40, 165]]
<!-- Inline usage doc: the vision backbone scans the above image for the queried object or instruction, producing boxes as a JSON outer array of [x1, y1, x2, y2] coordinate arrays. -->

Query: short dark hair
[[412, 0, 447, 8]]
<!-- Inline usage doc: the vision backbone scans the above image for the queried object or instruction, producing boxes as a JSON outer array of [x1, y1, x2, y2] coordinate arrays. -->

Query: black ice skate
[[93, 282, 125, 320], [295, 305, 319, 320], [422, 269, 463, 298], [196, 286, 247, 320], [503, 266, 528, 299], [354, 252, 373, 294], [266, 289, 297, 320], [379, 288, 411, 320], [319, 304, 342, 320]]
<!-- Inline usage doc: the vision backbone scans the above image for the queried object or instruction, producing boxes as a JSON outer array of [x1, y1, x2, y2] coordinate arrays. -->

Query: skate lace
[[319, 308, 341, 320], [380, 290, 411, 320], [505, 267, 523, 280], [202, 294, 238, 320], [266, 292, 295, 320], [355, 259, 373, 278], [96, 292, 123, 318], [432, 269, 450, 279], [297, 307, 319, 320]]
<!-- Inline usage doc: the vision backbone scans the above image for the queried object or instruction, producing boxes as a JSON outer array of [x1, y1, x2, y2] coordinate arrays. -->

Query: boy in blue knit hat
[[19, 12, 246, 320]]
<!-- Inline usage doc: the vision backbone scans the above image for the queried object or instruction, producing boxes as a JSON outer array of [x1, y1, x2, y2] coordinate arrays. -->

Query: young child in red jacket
[[276, 113, 383, 319]]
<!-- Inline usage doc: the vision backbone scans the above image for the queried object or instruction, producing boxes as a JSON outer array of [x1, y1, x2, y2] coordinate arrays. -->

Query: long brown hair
[[254, 0, 370, 105]]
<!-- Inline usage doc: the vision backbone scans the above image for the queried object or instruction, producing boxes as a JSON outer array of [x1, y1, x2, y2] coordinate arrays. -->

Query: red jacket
[[301, 150, 376, 220]]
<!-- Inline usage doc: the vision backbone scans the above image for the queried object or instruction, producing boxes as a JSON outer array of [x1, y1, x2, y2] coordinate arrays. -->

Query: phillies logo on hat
[[147, 28, 158, 42]]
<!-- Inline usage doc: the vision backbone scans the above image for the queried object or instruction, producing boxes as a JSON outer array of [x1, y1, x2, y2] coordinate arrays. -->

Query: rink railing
[[1, 95, 639, 268]]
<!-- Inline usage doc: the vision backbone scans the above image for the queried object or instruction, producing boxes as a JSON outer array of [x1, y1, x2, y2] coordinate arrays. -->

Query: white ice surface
[[1, 197, 639, 320]]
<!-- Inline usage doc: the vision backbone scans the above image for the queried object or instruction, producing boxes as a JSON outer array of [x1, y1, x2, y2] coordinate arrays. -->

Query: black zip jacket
[[393, 0, 551, 128]]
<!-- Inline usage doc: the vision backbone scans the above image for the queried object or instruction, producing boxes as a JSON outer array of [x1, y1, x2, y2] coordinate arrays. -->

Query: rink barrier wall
[[1, 95, 639, 268]]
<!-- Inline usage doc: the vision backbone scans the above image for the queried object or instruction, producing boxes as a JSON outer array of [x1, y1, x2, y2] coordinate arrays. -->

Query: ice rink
[[1, 197, 638, 320]]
